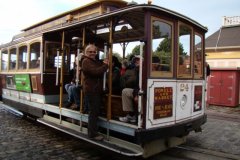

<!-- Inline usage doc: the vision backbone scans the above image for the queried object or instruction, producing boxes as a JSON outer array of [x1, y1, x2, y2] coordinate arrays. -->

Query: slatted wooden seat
[[102, 95, 125, 119]]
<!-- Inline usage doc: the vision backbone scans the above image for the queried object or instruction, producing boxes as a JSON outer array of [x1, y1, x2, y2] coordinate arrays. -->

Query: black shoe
[[90, 135, 104, 141], [94, 135, 104, 141], [73, 107, 80, 111], [64, 102, 72, 108], [70, 104, 80, 110], [82, 109, 88, 114]]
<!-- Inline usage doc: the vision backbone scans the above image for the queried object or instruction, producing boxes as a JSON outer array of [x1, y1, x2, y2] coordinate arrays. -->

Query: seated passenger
[[120, 59, 128, 76], [152, 56, 160, 71], [111, 56, 121, 95], [65, 83, 81, 110], [64, 57, 82, 110], [30, 57, 40, 68], [119, 55, 141, 124], [36, 57, 40, 68]]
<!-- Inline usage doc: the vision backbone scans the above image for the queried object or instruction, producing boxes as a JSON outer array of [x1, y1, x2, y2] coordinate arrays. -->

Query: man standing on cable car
[[81, 44, 108, 141]]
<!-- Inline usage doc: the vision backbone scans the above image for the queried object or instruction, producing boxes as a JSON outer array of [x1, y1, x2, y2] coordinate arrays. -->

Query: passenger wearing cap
[[119, 55, 141, 124]]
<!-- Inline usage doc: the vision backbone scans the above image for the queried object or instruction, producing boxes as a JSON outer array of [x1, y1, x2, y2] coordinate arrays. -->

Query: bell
[[148, 0, 152, 5]]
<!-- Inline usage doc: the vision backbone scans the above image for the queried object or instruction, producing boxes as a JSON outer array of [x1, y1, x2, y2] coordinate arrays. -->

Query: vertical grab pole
[[107, 19, 113, 140], [76, 45, 81, 87], [56, 49, 60, 86], [80, 27, 86, 130], [103, 44, 108, 91], [138, 42, 144, 128], [59, 31, 65, 123], [107, 46, 113, 120]]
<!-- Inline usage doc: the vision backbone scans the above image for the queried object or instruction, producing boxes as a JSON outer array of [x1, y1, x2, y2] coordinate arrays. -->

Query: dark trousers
[[86, 94, 101, 138]]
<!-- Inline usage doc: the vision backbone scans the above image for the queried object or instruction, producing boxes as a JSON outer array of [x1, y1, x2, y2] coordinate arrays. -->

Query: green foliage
[[126, 45, 140, 61], [153, 38, 171, 64], [112, 52, 122, 62], [178, 43, 187, 56], [132, 45, 140, 55], [156, 38, 171, 53], [155, 38, 186, 55], [152, 38, 187, 65]]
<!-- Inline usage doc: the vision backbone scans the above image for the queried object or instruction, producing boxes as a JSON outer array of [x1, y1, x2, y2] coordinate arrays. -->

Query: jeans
[[65, 83, 80, 107]]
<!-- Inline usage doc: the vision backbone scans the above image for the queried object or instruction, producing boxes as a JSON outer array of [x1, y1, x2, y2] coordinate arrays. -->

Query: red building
[[206, 16, 240, 107]]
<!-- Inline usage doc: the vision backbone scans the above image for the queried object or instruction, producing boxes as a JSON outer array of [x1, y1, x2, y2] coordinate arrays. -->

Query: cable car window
[[9, 48, 17, 70], [151, 18, 173, 77], [18, 45, 28, 70], [46, 43, 60, 69], [54, 54, 69, 68], [178, 24, 192, 77], [45, 42, 69, 71], [1, 50, 8, 71], [194, 34, 203, 78], [29, 42, 40, 69]]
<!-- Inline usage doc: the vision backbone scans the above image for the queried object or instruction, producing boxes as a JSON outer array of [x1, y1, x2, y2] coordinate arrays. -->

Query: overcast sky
[[0, 0, 239, 45]]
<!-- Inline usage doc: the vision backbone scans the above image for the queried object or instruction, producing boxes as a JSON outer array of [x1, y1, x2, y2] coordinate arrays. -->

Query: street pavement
[[186, 105, 240, 156], [0, 104, 135, 160], [0, 103, 240, 160]]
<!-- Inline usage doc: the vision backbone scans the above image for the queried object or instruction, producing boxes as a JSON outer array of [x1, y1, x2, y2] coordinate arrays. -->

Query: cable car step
[[37, 117, 143, 157]]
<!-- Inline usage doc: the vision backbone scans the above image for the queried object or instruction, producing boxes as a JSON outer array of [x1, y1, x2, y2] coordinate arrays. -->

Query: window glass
[[194, 34, 203, 78], [30, 42, 40, 69], [18, 45, 28, 70], [178, 24, 192, 77], [45, 42, 69, 71], [46, 43, 60, 69], [1, 50, 8, 71], [151, 18, 173, 77], [9, 48, 17, 70]]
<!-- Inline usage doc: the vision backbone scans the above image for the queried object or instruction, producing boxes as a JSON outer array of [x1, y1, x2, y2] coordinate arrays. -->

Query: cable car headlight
[[180, 94, 187, 109]]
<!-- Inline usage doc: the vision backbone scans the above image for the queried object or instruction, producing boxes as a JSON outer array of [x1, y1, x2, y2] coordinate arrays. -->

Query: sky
[[0, 0, 239, 47]]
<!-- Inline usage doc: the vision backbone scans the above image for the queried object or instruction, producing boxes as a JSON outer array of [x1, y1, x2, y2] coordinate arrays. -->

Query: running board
[[0, 102, 24, 117], [37, 116, 143, 157]]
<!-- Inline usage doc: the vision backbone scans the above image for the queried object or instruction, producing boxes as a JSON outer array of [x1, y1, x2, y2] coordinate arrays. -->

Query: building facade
[[206, 16, 240, 107]]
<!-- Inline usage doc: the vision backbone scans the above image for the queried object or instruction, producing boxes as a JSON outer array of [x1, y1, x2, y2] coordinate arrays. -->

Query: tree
[[178, 43, 186, 56], [132, 45, 140, 55], [153, 38, 187, 67], [153, 38, 172, 64], [155, 38, 186, 55], [126, 45, 140, 61], [156, 38, 171, 53]]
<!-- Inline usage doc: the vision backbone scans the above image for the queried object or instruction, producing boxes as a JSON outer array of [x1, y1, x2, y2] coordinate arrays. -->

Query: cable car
[[0, 0, 207, 158]]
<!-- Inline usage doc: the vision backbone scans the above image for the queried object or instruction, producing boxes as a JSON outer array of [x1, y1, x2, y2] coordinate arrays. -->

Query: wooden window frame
[[150, 17, 174, 78]]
